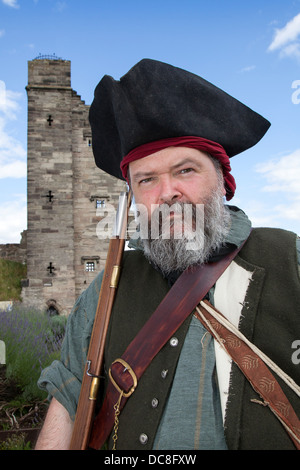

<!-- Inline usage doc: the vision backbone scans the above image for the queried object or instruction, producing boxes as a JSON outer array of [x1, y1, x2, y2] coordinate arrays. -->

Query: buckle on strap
[[109, 358, 138, 398]]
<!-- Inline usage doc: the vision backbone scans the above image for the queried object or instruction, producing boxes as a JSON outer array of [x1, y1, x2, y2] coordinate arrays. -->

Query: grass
[[0, 259, 27, 301]]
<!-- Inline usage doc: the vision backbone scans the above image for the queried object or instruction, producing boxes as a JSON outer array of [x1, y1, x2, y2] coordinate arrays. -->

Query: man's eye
[[139, 177, 153, 184], [179, 168, 194, 174]]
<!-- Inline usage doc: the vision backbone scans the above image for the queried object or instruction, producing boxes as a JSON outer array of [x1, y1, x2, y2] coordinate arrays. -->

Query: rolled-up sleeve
[[37, 271, 103, 420]]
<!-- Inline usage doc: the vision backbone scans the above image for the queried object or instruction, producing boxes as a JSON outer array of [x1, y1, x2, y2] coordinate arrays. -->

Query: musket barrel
[[69, 190, 131, 450], [113, 192, 128, 238]]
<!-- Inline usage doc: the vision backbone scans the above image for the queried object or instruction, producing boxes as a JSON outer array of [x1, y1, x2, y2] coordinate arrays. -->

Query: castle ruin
[[21, 57, 127, 315]]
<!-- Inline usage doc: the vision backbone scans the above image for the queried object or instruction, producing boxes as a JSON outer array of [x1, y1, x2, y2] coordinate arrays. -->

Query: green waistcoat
[[102, 228, 300, 450]]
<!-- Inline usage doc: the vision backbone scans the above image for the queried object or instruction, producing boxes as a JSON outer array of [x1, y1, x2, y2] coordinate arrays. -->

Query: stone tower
[[21, 57, 127, 315]]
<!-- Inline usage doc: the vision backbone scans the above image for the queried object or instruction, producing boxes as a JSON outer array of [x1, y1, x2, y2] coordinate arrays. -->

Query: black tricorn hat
[[89, 59, 271, 180]]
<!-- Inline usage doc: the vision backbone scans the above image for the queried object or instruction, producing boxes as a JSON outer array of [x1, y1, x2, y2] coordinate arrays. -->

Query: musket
[[69, 190, 131, 450]]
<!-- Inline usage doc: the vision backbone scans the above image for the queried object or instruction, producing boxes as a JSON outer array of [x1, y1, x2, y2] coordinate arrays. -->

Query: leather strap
[[195, 300, 300, 450], [89, 243, 245, 449]]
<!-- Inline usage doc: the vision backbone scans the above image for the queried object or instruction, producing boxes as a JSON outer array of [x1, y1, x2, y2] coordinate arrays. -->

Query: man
[[36, 59, 300, 450]]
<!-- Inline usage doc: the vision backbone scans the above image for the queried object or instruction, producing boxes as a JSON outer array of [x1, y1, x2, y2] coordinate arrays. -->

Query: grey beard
[[141, 188, 231, 276]]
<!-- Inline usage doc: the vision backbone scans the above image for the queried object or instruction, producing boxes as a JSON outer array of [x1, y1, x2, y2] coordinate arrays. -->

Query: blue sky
[[0, 0, 300, 243]]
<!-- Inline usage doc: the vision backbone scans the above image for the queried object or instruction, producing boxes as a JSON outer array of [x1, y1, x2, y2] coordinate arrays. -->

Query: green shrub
[[0, 259, 27, 301], [0, 433, 32, 450], [0, 305, 66, 401]]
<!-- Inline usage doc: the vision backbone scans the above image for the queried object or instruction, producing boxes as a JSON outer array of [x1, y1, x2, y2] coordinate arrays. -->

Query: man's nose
[[158, 177, 182, 204]]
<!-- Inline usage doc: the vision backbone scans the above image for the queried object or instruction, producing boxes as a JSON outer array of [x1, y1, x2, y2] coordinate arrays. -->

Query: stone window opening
[[96, 199, 106, 209], [89, 195, 108, 209], [85, 261, 95, 272]]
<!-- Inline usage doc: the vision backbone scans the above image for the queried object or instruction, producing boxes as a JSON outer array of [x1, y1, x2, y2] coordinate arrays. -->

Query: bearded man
[[36, 59, 300, 451], [132, 149, 231, 275]]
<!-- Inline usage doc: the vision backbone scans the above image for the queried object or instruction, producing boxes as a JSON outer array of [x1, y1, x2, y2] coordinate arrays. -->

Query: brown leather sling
[[89, 240, 300, 450]]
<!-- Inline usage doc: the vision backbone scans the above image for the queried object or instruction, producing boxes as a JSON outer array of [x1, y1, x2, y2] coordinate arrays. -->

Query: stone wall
[[71, 90, 126, 297], [21, 58, 127, 315], [0, 231, 27, 264]]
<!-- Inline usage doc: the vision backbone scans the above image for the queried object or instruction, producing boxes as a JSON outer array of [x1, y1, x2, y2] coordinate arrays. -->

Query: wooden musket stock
[[69, 191, 131, 450]]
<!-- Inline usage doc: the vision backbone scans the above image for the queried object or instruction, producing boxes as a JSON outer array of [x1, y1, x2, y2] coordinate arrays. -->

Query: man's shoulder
[[297, 236, 300, 265], [241, 226, 300, 265], [123, 247, 147, 265], [249, 226, 298, 245]]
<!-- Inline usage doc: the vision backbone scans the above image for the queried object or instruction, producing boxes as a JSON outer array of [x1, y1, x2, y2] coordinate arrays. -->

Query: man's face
[[128, 146, 230, 275], [129, 146, 226, 217]]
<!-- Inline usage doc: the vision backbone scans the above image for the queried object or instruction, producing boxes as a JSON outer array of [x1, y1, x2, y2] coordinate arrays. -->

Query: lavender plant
[[0, 305, 66, 401]]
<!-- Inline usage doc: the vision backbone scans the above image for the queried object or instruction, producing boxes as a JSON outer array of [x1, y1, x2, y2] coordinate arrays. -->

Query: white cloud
[[0, 160, 26, 178], [0, 81, 23, 119], [242, 197, 300, 234], [55, 1, 67, 12], [0, 30, 5, 38], [0, 117, 26, 178], [241, 200, 276, 227], [0, 82, 26, 179], [2, 0, 19, 8], [256, 149, 300, 195], [239, 65, 256, 73], [0, 196, 27, 244], [273, 200, 300, 222], [268, 13, 300, 61], [252, 149, 300, 231], [279, 42, 300, 60], [0, 82, 26, 243], [268, 13, 300, 51]]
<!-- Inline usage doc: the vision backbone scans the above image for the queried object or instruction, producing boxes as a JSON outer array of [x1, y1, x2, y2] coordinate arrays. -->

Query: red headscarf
[[120, 136, 236, 200]]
